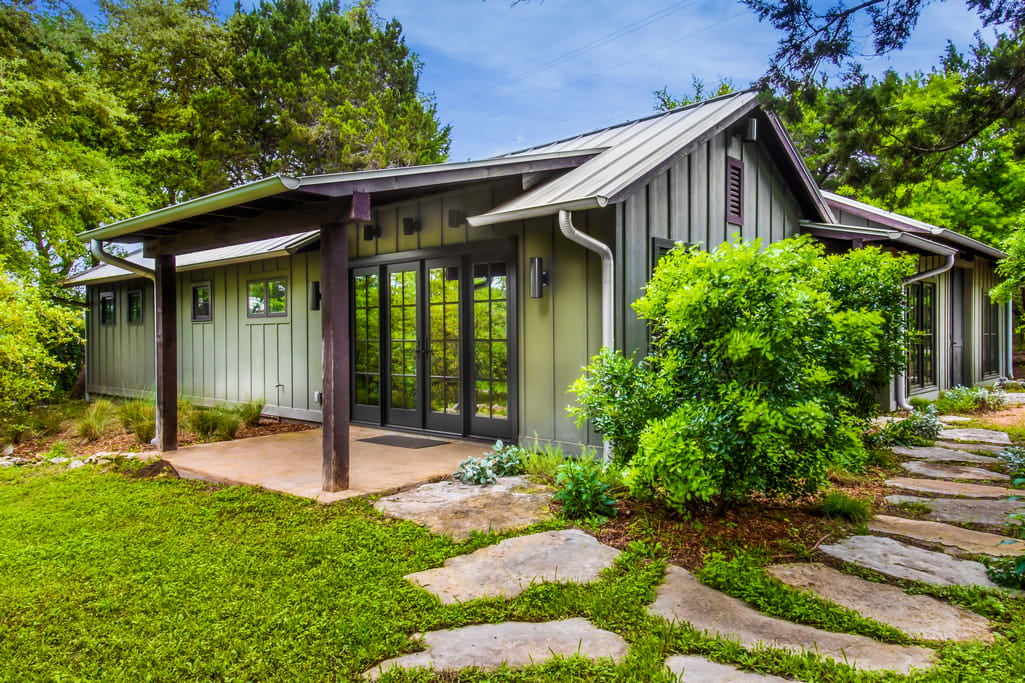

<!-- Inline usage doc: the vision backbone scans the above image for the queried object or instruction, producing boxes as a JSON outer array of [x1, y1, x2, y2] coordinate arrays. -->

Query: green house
[[68, 92, 1009, 490]]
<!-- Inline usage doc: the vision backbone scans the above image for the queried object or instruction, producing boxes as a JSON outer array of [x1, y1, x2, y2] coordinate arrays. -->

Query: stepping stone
[[665, 655, 791, 681], [1004, 393, 1025, 405], [869, 515, 1025, 557], [886, 477, 1015, 499], [363, 618, 627, 679], [939, 415, 973, 424], [648, 565, 934, 673], [766, 562, 993, 642], [374, 476, 553, 541], [886, 495, 1025, 526], [935, 440, 1007, 454], [818, 535, 997, 588], [938, 428, 1011, 445], [900, 461, 1009, 482], [892, 446, 1000, 465], [406, 529, 620, 604]]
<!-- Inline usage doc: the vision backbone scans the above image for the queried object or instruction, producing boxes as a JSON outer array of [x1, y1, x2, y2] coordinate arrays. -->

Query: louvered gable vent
[[726, 156, 743, 225]]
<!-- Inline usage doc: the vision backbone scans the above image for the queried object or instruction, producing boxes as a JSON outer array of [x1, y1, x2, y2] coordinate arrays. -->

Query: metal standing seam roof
[[467, 91, 763, 226], [65, 231, 320, 285], [800, 222, 959, 256]]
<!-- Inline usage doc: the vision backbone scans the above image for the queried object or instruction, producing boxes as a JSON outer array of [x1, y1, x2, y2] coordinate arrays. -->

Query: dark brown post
[[154, 254, 178, 451], [320, 222, 350, 491]]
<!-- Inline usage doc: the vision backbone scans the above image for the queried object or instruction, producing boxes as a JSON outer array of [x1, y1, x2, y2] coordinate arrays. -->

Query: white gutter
[[896, 254, 957, 410], [1008, 301, 1015, 380], [89, 240, 155, 281], [558, 210, 615, 461]]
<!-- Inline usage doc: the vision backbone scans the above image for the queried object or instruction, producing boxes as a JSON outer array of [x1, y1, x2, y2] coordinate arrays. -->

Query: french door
[[350, 249, 515, 440]]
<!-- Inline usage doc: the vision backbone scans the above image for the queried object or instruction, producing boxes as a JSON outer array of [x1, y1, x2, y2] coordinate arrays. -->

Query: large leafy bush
[[572, 236, 914, 514]]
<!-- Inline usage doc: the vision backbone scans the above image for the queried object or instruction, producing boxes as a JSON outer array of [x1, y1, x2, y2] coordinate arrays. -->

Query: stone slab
[[900, 461, 1009, 481], [818, 535, 997, 588], [406, 529, 621, 604], [938, 428, 1011, 445], [939, 415, 973, 423], [886, 495, 1025, 526], [374, 476, 553, 541], [665, 655, 791, 682], [766, 562, 992, 642], [935, 440, 1007, 454], [648, 565, 934, 674], [886, 477, 1015, 499], [869, 515, 1025, 557], [892, 446, 1001, 465], [364, 618, 628, 679]]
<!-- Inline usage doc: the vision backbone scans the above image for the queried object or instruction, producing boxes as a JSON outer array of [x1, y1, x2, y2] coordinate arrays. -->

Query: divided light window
[[726, 156, 744, 226], [127, 289, 143, 325], [983, 298, 1001, 376], [247, 278, 287, 318], [907, 281, 937, 390], [191, 282, 212, 322], [99, 291, 115, 325]]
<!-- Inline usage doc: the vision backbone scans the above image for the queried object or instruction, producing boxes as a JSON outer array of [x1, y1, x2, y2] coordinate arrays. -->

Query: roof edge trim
[[466, 197, 607, 227], [802, 221, 959, 256]]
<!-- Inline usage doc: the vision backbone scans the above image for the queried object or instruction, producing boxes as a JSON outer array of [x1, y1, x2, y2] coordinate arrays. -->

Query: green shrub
[[986, 555, 1025, 589], [454, 440, 526, 485], [1000, 446, 1025, 480], [521, 441, 567, 484], [553, 458, 617, 519], [573, 237, 913, 513], [453, 456, 497, 485], [234, 401, 264, 428], [813, 491, 872, 523], [866, 406, 942, 447], [936, 385, 1007, 414], [45, 440, 70, 459], [190, 408, 240, 441], [119, 400, 156, 445], [74, 400, 118, 441], [214, 411, 241, 441], [908, 397, 933, 411]]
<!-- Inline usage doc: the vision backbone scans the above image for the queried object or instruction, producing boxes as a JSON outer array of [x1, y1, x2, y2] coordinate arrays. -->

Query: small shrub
[[909, 397, 933, 411], [986, 555, 1025, 589], [454, 456, 497, 485], [813, 491, 872, 523], [119, 400, 156, 444], [553, 458, 617, 519], [234, 401, 264, 428], [214, 411, 241, 441], [826, 466, 862, 487], [936, 385, 1007, 414], [867, 406, 942, 447], [1000, 446, 1025, 477], [895, 500, 933, 518], [482, 440, 525, 476], [45, 440, 70, 459], [74, 400, 118, 441], [522, 441, 567, 484], [191, 408, 241, 441]]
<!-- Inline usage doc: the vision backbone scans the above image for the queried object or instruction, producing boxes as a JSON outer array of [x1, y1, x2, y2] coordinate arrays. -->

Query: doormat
[[359, 435, 451, 450]]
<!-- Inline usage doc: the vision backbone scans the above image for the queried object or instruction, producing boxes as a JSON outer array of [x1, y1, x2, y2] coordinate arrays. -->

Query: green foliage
[[866, 406, 943, 447], [936, 385, 1008, 414], [74, 400, 118, 441], [233, 401, 264, 428], [521, 441, 568, 485], [119, 399, 156, 445], [453, 440, 526, 486], [909, 396, 933, 411], [553, 458, 617, 520], [45, 440, 70, 460], [653, 75, 735, 111], [813, 491, 872, 524], [189, 407, 241, 442], [986, 554, 1025, 590], [1000, 446, 1025, 478], [895, 500, 933, 518], [576, 236, 912, 513]]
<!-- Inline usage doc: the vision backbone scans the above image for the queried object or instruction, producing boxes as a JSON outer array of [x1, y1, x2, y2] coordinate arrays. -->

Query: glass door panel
[[386, 264, 420, 427], [471, 260, 513, 438], [351, 268, 381, 423], [425, 260, 462, 432]]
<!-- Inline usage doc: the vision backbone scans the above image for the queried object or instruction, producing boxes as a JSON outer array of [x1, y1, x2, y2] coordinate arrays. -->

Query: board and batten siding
[[86, 281, 156, 397], [615, 128, 804, 354]]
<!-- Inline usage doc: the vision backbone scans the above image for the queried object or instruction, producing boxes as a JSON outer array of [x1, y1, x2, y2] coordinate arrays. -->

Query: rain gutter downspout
[[89, 240, 155, 281], [558, 210, 614, 462], [895, 254, 957, 411], [1008, 301, 1015, 380]]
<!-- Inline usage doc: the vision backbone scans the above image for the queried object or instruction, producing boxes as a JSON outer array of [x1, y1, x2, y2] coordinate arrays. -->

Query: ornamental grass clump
[[572, 236, 914, 515], [74, 400, 119, 442]]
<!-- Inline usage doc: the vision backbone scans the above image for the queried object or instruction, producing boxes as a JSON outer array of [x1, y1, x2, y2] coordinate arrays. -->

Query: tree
[[653, 76, 736, 112]]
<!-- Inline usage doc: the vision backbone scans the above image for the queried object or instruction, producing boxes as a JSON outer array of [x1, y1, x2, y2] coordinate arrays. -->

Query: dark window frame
[[246, 277, 288, 319], [651, 237, 686, 273], [127, 289, 144, 325], [99, 290, 116, 326], [726, 156, 744, 226], [191, 282, 213, 322], [907, 281, 937, 391], [982, 296, 1001, 376]]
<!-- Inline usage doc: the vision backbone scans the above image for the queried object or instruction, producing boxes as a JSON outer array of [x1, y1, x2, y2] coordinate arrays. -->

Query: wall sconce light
[[402, 217, 421, 235], [743, 116, 758, 142], [448, 209, 466, 228], [362, 224, 380, 241], [529, 257, 550, 298], [310, 281, 322, 311]]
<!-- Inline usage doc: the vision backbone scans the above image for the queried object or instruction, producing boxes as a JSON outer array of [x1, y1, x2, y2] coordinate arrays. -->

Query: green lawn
[[3, 464, 1025, 682]]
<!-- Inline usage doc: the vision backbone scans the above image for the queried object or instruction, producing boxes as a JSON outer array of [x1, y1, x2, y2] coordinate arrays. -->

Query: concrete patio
[[164, 425, 487, 503]]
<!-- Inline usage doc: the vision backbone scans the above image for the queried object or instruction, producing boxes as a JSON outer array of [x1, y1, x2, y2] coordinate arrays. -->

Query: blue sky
[[71, 0, 988, 161]]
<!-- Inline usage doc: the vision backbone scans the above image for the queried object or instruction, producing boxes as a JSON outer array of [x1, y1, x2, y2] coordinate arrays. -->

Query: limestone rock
[[938, 428, 1011, 445], [375, 476, 553, 541], [0, 456, 29, 467], [935, 440, 1007, 454], [766, 562, 993, 642], [900, 461, 1009, 482], [665, 655, 791, 681], [886, 495, 1025, 527], [885, 477, 1014, 499], [818, 535, 997, 588], [364, 618, 628, 679], [892, 446, 1000, 465], [406, 528, 621, 604], [66, 460, 86, 470], [648, 565, 934, 673], [939, 415, 973, 423], [869, 515, 1025, 557]]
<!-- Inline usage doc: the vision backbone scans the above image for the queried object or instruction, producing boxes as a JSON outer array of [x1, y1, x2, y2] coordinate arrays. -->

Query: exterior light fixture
[[529, 257, 550, 298], [402, 217, 421, 235]]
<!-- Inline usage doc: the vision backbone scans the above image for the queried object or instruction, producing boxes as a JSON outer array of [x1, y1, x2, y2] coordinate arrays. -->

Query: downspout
[[89, 239, 155, 281], [558, 210, 615, 461], [895, 254, 957, 411], [1008, 301, 1015, 380]]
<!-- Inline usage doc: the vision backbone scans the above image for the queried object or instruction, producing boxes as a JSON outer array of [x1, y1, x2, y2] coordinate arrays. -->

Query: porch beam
[[154, 254, 178, 452], [320, 221, 351, 491]]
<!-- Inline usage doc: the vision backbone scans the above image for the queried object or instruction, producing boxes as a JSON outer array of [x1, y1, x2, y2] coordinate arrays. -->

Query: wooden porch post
[[320, 222, 350, 491], [154, 254, 178, 451]]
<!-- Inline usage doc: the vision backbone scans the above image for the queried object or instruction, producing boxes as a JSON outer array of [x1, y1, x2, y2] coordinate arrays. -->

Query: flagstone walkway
[[363, 424, 1018, 680]]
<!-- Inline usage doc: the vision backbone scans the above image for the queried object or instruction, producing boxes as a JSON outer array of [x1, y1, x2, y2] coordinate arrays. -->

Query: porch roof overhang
[[801, 221, 959, 257]]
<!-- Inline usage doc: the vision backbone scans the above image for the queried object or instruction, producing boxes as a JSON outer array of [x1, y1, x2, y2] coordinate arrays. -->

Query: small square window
[[127, 290, 144, 325], [247, 278, 288, 318], [192, 283, 212, 322], [99, 291, 115, 325]]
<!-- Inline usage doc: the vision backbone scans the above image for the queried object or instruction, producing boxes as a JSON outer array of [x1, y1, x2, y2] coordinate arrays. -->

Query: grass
[[812, 491, 873, 524], [895, 500, 933, 518], [73, 399, 119, 441]]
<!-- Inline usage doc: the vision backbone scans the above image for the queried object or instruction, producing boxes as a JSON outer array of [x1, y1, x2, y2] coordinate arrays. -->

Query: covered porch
[[164, 425, 486, 503]]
